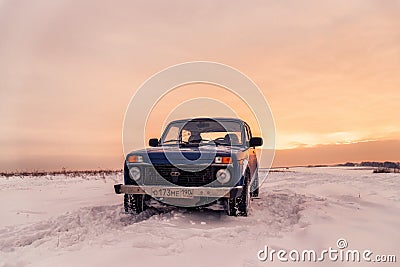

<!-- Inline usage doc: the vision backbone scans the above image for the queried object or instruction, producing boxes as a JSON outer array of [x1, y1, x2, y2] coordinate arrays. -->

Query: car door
[[244, 123, 258, 178]]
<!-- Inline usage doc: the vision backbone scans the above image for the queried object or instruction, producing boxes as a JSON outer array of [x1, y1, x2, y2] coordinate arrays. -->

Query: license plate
[[151, 187, 194, 198]]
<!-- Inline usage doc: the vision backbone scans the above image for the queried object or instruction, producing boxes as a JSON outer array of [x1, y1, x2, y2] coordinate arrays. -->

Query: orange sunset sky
[[0, 1, 399, 171]]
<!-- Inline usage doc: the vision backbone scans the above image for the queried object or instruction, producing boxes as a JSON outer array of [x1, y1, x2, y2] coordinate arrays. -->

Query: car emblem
[[170, 171, 180, 177]]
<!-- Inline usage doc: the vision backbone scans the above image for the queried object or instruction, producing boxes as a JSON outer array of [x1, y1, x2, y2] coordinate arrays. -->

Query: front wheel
[[124, 194, 147, 214], [226, 171, 250, 216]]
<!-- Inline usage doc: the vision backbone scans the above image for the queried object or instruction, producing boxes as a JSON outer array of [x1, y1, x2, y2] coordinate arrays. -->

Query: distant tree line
[[0, 169, 123, 178], [336, 161, 400, 168], [359, 161, 399, 169]]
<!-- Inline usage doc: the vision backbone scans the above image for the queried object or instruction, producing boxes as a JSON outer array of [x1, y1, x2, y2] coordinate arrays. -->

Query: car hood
[[128, 145, 245, 164]]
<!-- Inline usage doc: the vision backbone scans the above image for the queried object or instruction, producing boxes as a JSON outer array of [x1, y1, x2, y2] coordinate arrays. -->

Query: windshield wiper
[[214, 141, 231, 146], [162, 139, 189, 145]]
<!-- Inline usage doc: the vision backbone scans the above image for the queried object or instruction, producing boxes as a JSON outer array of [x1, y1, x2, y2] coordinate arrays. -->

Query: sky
[[0, 0, 399, 171]]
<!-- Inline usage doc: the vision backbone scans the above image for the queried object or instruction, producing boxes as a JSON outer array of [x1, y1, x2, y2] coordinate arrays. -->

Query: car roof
[[168, 117, 245, 124]]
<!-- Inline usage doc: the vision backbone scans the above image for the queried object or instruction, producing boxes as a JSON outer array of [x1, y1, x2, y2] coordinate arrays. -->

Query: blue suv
[[114, 118, 263, 216]]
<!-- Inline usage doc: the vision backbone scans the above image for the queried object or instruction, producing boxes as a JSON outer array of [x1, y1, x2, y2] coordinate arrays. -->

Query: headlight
[[216, 169, 231, 184], [129, 167, 141, 181]]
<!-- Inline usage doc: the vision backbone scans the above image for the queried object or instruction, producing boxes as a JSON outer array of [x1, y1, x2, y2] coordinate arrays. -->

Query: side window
[[244, 124, 251, 146], [163, 126, 180, 142]]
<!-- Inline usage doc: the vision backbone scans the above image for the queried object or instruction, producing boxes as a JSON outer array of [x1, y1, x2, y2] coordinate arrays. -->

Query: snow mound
[[0, 190, 323, 253], [0, 205, 158, 251]]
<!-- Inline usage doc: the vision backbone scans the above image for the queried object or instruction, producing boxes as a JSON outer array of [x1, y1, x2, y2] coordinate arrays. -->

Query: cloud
[[0, 0, 399, 169]]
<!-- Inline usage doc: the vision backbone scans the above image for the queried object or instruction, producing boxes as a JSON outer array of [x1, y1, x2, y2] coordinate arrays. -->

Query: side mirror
[[249, 137, 263, 147], [149, 138, 159, 147]]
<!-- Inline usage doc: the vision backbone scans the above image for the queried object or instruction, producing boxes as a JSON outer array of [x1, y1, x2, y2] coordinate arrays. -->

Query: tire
[[226, 170, 250, 217], [124, 194, 147, 214], [226, 197, 236, 216], [250, 170, 259, 198]]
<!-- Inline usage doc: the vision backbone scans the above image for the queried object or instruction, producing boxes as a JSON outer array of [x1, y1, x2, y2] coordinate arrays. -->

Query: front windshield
[[161, 120, 243, 146]]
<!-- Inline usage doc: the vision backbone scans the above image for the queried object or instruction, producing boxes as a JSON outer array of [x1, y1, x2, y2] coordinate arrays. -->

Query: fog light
[[216, 169, 231, 184], [129, 167, 141, 181]]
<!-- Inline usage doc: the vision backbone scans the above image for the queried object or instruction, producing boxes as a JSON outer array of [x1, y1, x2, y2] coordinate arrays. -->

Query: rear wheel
[[250, 170, 259, 198], [124, 194, 147, 214]]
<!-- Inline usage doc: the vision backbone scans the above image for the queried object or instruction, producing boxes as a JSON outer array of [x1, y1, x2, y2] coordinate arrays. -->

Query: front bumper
[[114, 184, 243, 198]]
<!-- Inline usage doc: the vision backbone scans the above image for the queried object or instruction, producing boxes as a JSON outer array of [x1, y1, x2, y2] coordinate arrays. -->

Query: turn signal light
[[214, 156, 232, 164], [127, 155, 143, 163]]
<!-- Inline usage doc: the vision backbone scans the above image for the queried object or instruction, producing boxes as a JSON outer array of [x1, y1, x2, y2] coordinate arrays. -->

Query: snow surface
[[0, 167, 399, 266]]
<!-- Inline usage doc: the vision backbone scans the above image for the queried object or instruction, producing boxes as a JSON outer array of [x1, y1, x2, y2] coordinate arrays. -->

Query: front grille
[[143, 165, 218, 187]]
